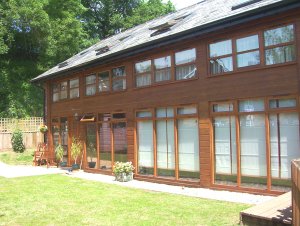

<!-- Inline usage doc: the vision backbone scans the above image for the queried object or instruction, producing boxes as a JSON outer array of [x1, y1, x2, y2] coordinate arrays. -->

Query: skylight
[[95, 45, 110, 56], [232, 0, 261, 10], [58, 61, 68, 68]]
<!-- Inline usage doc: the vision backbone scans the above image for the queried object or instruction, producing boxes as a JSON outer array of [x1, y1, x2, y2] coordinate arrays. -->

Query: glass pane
[[239, 99, 264, 112], [264, 24, 294, 47], [175, 64, 196, 80], [156, 108, 174, 118], [112, 66, 126, 78], [210, 57, 233, 75], [237, 51, 260, 68], [214, 116, 237, 186], [70, 78, 79, 88], [99, 71, 110, 92], [137, 121, 154, 175], [86, 74, 96, 85], [178, 118, 199, 180], [86, 124, 97, 169], [270, 113, 299, 191], [240, 114, 267, 189], [135, 60, 151, 73], [265, 45, 295, 65], [209, 40, 232, 57], [98, 113, 111, 121], [213, 103, 234, 112], [53, 93, 59, 102], [52, 125, 60, 147], [136, 74, 151, 87], [112, 113, 126, 119], [113, 122, 127, 162], [86, 85, 96, 96], [269, 99, 297, 109], [60, 119, 68, 163], [70, 88, 79, 99], [60, 81, 67, 99], [175, 48, 196, 65], [113, 79, 126, 91], [99, 122, 112, 171], [177, 106, 197, 115], [157, 120, 175, 177], [236, 35, 259, 52], [155, 68, 171, 82], [136, 111, 152, 118], [154, 56, 171, 69]]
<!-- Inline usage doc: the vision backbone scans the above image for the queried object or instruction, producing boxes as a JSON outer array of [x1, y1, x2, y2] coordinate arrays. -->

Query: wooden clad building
[[32, 0, 300, 194]]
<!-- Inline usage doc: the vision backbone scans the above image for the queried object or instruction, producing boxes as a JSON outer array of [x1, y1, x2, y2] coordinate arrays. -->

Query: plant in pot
[[113, 162, 135, 182], [39, 124, 48, 134], [55, 144, 66, 167], [71, 137, 83, 170], [87, 142, 97, 168]]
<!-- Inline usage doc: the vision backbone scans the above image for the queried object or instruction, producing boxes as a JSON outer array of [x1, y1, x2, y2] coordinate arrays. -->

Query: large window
[[264, 25, 295, 65], [85, 66, 126, 95], [212, 97, 300, 191], [136, 106, 199, 181], [51, 118, 69, 164], [209, 24, 296, 75], [84, 112, 127, 171], [52, 78, 80, 102], [135, 48, 197, 88]]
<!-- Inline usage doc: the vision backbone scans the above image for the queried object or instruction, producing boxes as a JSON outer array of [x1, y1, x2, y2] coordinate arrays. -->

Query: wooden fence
[[0, 118, 44, 150], [292, 159, 300, 226]]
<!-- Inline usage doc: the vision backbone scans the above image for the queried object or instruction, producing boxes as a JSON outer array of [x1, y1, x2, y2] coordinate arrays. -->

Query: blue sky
[[163, 0, 201, 10]]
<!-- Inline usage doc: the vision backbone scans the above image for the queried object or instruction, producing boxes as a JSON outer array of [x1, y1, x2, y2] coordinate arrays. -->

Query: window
[[69, 78, 79, 99], [236, 35, 260, 68], [154, 56, 171, 82], [264, 25, 295, 65], [135, 60, 152, 87], [98, 71, 110, 92], [175, 48, 196, 80], [112, 66, 126, 91], [52, 78, 80, 102], [136, 106, 199, 180], [209, 40, 233, 75], [213, 103, 234, 112], [86, 74, 97, 96], [269, 98, 297, 109]]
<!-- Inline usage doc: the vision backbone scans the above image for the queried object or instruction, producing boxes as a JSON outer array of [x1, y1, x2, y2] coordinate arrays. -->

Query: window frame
[[52, 77, 80, 102]]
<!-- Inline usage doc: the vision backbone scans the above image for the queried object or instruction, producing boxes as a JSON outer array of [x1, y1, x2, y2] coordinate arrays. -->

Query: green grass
[[0, 175, 250, 226], [0, 149, 34, 165]]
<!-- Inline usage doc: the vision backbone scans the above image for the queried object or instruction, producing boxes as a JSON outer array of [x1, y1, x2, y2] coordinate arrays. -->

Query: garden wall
[[0, 118, 44, 151]]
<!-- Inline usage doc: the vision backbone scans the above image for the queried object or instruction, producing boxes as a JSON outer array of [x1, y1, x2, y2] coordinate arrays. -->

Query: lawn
[[0, 175, 250, 226], [0, 149, 34, 165]]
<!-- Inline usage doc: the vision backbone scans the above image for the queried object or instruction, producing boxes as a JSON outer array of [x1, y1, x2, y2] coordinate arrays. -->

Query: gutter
[[31, 0, 300, 83]]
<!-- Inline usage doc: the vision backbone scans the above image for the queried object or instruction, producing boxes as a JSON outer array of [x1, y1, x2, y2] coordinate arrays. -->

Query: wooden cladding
[[292, 159, 300, 226]]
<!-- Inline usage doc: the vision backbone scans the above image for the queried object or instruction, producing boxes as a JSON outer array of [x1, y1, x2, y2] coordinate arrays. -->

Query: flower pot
[[72, 163, 80, 170], [115, 172, 133, 182], [60, 162, 67, 167], [88, 162, 96, 168]]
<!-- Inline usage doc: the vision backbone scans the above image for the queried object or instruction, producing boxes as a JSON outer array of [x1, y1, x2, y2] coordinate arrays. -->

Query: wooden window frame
[[69, 78, 79, 99], [52, 78, 80, 102], [98, 71, 111, 93], [210, 96, 299, 192], [85, 74, 97, 96], [174, 48, 197, 81], [112, 66, 126, 92], [135, 105, 199, 181]]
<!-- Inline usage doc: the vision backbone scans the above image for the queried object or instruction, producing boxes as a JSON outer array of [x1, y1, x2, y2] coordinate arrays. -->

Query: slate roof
[[32, 0, 296, 82]]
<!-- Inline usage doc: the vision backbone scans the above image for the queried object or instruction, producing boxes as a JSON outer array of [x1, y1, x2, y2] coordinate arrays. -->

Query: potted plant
[[71, 137, 82, 170], [39, 124, 48, 134], [55, 144, 66, 167], [113, 162, 135, 182], [87, 142, 97, 168]]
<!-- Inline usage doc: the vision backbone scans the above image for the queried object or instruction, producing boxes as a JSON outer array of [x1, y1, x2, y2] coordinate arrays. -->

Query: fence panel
[[0, 118, 44, 150], [292, 159, 300, 226]]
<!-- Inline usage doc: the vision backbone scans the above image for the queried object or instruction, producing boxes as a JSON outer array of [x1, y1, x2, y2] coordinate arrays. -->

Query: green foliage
[[11, 129, 25, 153], [0, 0, 175, 118], [55, 144, 64, 162], [71, 137, 83, 164], [113, 161, 135, 175]]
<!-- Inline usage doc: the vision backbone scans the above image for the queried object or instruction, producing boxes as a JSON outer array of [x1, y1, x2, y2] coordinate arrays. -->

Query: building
[[32, 0, 300, 194]]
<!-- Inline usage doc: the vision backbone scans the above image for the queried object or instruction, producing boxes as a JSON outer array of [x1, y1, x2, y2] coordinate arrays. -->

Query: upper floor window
[[264, 24, 295, 65], [52, 78, 79, 102], [209, 24, 296, 76], [135, 48, 197, 88], [85, 66, 126, 95]]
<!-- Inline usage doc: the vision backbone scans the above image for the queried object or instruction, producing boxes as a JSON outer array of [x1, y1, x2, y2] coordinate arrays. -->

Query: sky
[[163, 0, 201, 10]]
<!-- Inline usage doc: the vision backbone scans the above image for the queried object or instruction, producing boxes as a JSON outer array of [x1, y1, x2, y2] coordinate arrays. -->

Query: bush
[[11, 130, 25, 153]]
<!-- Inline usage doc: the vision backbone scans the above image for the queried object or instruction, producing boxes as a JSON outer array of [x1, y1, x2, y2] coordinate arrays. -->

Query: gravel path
[[0, 162, 275, 205]]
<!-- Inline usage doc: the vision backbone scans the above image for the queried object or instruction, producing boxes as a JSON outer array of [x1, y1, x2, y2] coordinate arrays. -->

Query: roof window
[[232, 0, 261, 10], [58, 61, 68, 68], [150, 20, 177, 37], [95, 45, 110, 56]]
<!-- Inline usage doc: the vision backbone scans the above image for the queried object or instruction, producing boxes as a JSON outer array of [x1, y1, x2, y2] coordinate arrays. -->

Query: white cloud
[[163, 0, 201, 10]]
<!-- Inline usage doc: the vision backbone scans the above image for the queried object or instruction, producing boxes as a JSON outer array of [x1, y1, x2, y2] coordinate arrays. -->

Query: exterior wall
[[45, 9, 300, 193]]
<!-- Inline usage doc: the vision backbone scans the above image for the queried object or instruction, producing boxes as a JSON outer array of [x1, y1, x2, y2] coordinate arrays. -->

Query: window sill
[[52, 97, 80, 104], [84, 89, 127, 99]]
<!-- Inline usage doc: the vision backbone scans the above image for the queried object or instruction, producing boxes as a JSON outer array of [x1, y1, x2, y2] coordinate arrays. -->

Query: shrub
[[11, 130, 25, 153], [113, 162, 135, 175], [71, 137, 82, 164], [55, 144, 64, 162]]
